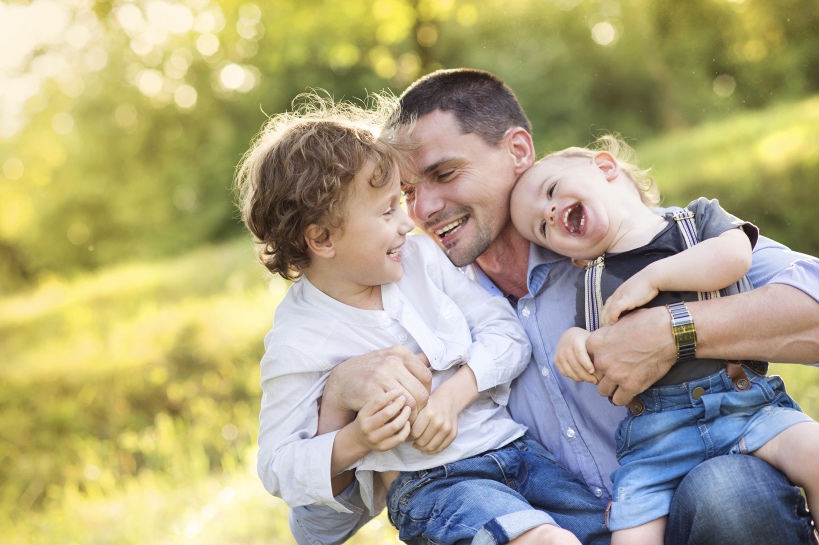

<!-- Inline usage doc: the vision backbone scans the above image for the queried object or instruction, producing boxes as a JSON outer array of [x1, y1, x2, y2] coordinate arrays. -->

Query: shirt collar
[[299, 276, 395, 326], [465, 243, 571, 300], [527, 243, 570, 297]]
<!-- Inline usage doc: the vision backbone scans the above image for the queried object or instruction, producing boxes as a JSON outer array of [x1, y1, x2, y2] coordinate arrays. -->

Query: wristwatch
[[666, 301, 697, 362]]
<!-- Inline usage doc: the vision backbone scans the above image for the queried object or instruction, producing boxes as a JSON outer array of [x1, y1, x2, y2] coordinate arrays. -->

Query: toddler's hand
[[601, 271, 659, 326], [555, 327, 596, 383], [410, 392, 458, 455], [354, 389, 412, 452]]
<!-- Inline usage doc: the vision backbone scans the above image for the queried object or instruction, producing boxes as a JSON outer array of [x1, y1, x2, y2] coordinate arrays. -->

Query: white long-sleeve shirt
[[256, 234, 531, 514]]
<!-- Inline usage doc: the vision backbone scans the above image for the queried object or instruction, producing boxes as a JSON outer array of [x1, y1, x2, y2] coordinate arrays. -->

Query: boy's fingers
[[362, 390, 405, 420]]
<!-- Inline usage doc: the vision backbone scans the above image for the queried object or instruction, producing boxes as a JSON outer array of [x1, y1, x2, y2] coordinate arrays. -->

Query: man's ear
[[304, 224, 335, 259], [571, 258, 589, 268], [593, 151, 620, 181], [507, 127, 536, 176]]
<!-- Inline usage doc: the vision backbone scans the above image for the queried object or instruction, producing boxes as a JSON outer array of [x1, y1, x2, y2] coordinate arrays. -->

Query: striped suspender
[[583, 208, 719, 332], [584, 256, 605, 332], [670, 209, 720, 301]]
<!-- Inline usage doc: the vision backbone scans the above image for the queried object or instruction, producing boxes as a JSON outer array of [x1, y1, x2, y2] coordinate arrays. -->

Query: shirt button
[[398, 333, 408, 342], [566, 428, 576, 439], [540, 367, 550, 377], [594, 488, 603, 498], [521, 306, 531, 317]]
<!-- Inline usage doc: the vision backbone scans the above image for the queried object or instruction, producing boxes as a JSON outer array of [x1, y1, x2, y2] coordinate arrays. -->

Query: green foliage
[[2, 0, 819, 290]]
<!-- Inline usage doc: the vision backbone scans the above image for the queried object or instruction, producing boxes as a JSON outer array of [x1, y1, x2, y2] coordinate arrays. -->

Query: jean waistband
[[626, 361, 767, 416]]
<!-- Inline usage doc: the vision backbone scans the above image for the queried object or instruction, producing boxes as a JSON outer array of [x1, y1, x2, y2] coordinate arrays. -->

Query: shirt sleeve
[[428, 238, 533, 404], [289, 481, 375, 545], [256, 343, 350, 512], [746, 235, 819, 301], [687, 196, 759, 247]]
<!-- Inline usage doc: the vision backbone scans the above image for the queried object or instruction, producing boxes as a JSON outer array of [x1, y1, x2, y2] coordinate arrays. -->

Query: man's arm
[[589, 251, 819, 405]]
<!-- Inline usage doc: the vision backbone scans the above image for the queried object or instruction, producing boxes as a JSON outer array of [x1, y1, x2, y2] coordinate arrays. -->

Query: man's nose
[[407, 184, 444, 224]]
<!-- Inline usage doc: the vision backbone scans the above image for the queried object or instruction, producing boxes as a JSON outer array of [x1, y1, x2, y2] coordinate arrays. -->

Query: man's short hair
[[395, 68, 532, 146]]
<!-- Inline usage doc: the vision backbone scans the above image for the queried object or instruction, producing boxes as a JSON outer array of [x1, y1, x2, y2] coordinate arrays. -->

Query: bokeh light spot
[[3, 158, 24, 180], [591, 22, 616, 46]]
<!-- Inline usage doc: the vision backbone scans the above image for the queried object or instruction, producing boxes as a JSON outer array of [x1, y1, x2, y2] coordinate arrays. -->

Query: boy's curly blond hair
[[546, 134, 660, 207], [234, 92, 412, 280]]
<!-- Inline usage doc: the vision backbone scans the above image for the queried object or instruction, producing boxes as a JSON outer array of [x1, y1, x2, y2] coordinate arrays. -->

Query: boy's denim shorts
[[386, 436, 610, 545], [609, 364, 813, 531]]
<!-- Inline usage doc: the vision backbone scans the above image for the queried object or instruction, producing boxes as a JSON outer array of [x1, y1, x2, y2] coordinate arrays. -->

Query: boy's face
[[510, 154, 624, 262], [329, 163, 416, 289]]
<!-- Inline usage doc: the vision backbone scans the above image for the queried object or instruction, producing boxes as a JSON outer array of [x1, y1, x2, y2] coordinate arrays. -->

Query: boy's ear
[[507, 127, 536, 175], [571, 258, 589, 268], [304, 224, 335, 259], [593, 151, 620, 181]]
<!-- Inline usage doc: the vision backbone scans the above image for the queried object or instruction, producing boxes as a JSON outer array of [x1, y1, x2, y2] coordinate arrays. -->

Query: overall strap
[[584, 256, 605, 332], [671, 209, 720, 301]]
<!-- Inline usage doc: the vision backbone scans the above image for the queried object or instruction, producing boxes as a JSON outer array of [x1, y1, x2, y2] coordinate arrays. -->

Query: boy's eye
[[540, 220, 548, 237], [384, 207, 395, 216], [546, 182, 557, 199]]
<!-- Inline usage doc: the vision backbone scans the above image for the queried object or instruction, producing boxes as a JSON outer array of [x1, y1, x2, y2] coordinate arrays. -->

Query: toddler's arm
[[602, 228, 752, 325], [411, 364, 480, 454]]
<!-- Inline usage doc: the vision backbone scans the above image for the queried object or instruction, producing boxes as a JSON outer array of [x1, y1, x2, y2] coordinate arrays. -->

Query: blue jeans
[[610, 367, 811, 530], [386, 437, 609, 545], [667, 455, 817, 545]]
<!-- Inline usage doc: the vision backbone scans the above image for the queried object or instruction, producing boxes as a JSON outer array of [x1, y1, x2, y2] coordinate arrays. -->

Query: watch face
[[675, 323, 697, 345]]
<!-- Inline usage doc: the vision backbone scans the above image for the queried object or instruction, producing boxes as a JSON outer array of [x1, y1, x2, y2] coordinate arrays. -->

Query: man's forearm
[[693, 283, 819, 363]]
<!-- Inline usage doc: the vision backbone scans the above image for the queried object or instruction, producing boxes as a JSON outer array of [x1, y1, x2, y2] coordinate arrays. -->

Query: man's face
[[403, 110, 519, 267]]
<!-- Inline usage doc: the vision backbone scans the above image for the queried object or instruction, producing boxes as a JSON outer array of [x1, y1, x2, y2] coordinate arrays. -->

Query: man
[[285, 69, 819, 544]]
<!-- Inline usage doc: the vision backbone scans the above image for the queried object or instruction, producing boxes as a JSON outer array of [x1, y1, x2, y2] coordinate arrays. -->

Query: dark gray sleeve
[[687, 197, 759, 248]]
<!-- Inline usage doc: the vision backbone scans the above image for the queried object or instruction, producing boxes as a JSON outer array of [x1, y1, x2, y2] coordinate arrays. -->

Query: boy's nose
[[546, 203, 557, 224], [397, 207, 416, 235]]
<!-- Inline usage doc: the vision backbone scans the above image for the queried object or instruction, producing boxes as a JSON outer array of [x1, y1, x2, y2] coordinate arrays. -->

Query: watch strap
[[666, 301, 697, 362]]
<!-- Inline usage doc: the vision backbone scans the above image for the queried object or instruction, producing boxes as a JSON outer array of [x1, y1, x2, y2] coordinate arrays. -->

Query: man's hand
[[586, 306, 676, 405], [323, 346, 432, 421]]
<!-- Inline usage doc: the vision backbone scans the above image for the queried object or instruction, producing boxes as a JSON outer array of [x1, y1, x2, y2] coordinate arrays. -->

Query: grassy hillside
[[0, 239, 400, 544], [635, 95, 819, 257], [3, 97, 818, 543]]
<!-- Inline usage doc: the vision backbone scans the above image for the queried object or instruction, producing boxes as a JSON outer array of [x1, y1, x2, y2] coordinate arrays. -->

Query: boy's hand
[[555, 327, 596, 383], [353, 389, 412, 452], [409, 392, 459, 455], [601, 270, 659, 326]]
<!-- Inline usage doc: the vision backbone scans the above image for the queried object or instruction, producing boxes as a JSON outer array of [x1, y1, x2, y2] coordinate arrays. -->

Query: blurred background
[[1, 0, 818, 542]]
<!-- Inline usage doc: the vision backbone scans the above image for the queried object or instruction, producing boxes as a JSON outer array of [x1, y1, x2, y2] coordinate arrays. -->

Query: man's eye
[[438, 170, 454, 181], [402, 186, 416, 203]]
